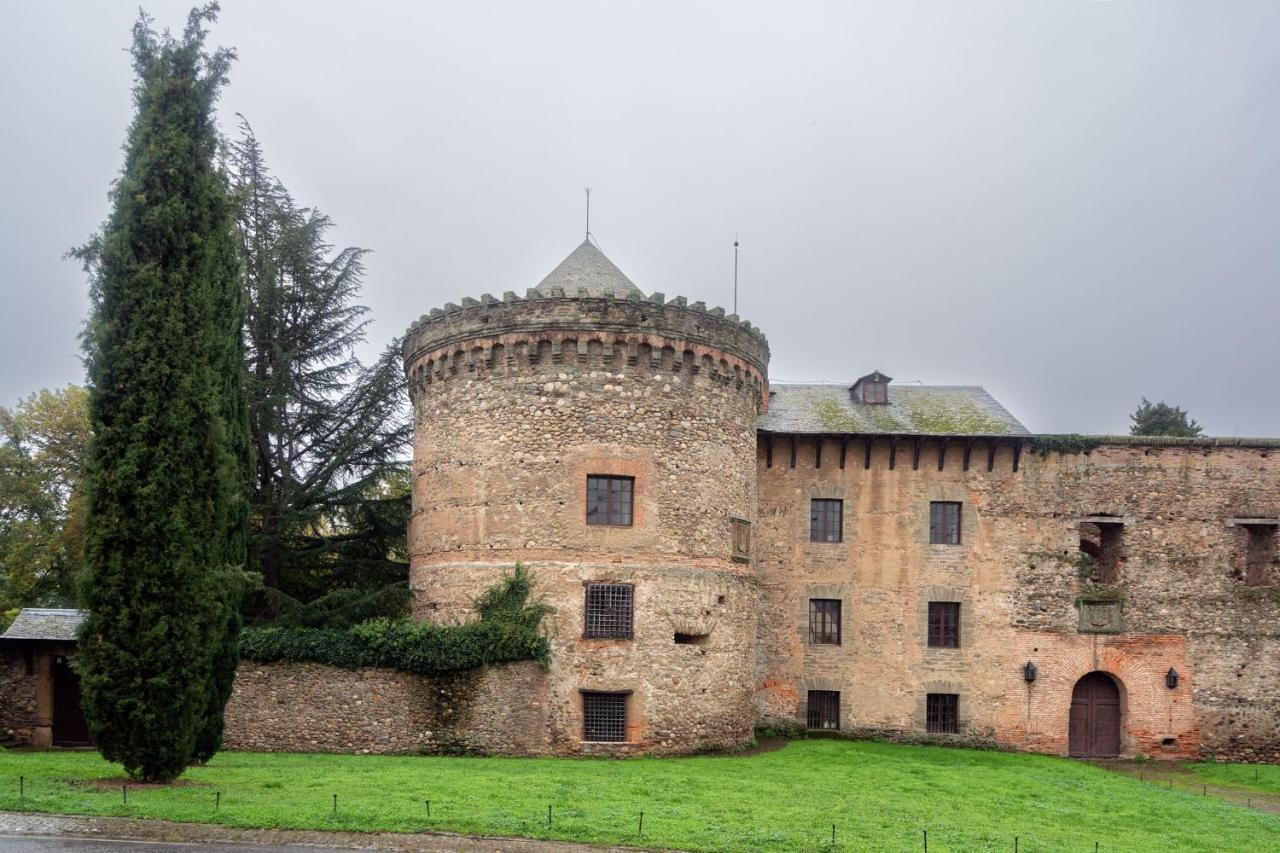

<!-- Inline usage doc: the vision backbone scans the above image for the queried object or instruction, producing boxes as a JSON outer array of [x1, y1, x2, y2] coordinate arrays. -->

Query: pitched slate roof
[[759, 383, 1030, 436], [533, 240, 643, 298], [1, 608, 86, 642]]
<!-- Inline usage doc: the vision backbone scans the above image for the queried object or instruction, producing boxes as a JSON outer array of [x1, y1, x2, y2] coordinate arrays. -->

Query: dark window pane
[[929, 501, 962, 545], [926, 693, 958, 734], [927, 602, 960, 648], [808, 599, 842, 645], [807, 690, 840, 730], [587, 475, 634, 526], [810, 499, 843, 542], [582, 692, 627, 742], [584, 583, 634, 639]]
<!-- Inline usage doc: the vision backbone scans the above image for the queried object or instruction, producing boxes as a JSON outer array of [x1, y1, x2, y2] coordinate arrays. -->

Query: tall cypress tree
[[73, 4, 245, 782]]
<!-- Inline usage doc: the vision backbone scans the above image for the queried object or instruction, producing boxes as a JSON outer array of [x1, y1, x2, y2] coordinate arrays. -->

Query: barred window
[[587, 475, 634, 526], [926, 693, 958, 734], [807, 690, 840, 730], [810, 499, 843, 543], [808, 599, 842, 645], [582, 692, 627, 742], [584, 583, 634, 639], [929, 501, 962, 545], [927, 602, 960, 648]]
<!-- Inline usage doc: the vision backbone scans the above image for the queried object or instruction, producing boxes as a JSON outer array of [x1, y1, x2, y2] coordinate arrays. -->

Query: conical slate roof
[[533, 240, 643, 298]]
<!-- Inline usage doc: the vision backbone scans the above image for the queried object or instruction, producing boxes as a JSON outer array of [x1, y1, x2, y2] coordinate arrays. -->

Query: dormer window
[[851, 371, 892, 405]]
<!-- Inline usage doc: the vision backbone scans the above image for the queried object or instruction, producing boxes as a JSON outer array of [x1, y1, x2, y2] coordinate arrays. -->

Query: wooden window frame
[[583, 582, 635, 640], [929, 501, 962, 545], [731, 517, 751, 562], [926, 693, 959, 734], [810, 498, 843, 543], [807, 690, 840, 731], [927, 601, 960, 648], [586, 475, 634, 527], [581, 691, 628, 742], [862, 382, 887, 403], [808, 599, 842, 645]]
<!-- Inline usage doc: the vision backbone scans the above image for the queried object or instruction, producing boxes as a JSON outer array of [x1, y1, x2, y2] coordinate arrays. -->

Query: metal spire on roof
[[733, 234, 740, 315], [584, 186, 592, 243]]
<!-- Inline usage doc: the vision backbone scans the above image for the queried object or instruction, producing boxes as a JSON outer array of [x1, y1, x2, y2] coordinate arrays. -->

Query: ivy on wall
[[239, 565, 551, 673]]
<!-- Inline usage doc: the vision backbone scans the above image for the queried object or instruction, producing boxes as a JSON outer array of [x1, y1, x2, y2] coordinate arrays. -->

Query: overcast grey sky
[[2, 1, 1278, 435]]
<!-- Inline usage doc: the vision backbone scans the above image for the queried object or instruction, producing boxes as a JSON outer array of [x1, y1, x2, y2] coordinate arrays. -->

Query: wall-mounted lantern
[[1023, 661, 1038, 683], [1166, 667, 1179, 689]]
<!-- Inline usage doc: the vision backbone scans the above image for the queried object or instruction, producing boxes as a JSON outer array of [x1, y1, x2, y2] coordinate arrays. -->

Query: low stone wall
[[223, 659, 551, 755]]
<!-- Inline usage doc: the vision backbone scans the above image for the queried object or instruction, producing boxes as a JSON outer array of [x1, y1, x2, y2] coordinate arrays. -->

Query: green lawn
[[1188, 761, 1280, 796], [0, 741, 1276, 852]]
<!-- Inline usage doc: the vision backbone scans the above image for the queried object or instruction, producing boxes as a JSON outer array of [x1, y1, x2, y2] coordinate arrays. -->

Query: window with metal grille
[[582, 691, 627, 742], [584, 583, 634, 639], [927, 601, 960, 648], [731, 517, 751, 562], [929, 501, 962, 544], [808, 599, 842, 645], [926, 693, 958, 734], [586, 475, 634, 526], [810, 499, 843, 542], [807, 690, 840, 730]]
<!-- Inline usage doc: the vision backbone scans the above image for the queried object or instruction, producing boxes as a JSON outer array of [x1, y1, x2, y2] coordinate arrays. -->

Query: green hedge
[[238, 565, 552, 674], [239, 617, 548, 674]]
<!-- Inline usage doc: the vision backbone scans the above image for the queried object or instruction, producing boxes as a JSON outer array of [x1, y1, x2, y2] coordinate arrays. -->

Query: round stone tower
[[402, 239, 769, 754]]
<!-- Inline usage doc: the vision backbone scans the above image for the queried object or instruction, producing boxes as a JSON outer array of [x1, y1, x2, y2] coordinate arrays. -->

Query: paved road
[[0, 837, 327, 852]]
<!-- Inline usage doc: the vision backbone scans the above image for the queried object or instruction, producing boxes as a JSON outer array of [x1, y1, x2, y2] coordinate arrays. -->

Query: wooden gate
[[1068, 671, 1120, 757], [52, 655, 92, 747]]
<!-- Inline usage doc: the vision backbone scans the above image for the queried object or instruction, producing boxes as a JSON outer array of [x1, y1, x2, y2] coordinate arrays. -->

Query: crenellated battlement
[[402, 290, 770, 405]]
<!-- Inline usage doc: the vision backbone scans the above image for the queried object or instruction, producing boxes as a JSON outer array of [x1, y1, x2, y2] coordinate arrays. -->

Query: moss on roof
[[764, 384, 1028, 437]]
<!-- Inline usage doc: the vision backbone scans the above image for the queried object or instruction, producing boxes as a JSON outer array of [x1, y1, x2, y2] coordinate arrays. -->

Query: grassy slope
[[0, 741, 1276, 852], [1188, 762, 1280, 796]]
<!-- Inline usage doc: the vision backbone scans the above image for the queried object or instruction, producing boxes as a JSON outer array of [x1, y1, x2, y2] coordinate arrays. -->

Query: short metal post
[[19, 776, 23, 799], [923, 829, 928, 852], [215, 791, 220, 811], [548, 804, 552, 826], [332, 793, 337, 817], [832, 824, 836, 845], [1015, 836, 1018, 852], [425, 800, 430, 818], [122, 785, 127, 805], [639, 812, 644, 834]]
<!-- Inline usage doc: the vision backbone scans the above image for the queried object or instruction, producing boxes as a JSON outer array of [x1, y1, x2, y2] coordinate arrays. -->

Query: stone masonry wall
[[404, 294, 767, 755], [223, 660, 550, 755], [0, 648, 36, 743], [754, 438, 1280, 761]]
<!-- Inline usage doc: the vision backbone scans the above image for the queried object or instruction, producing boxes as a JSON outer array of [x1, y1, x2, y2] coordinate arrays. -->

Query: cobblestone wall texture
[[754, 438, 1280, 762], [0, 649, 36, 742], [223, 660, 550, 755]]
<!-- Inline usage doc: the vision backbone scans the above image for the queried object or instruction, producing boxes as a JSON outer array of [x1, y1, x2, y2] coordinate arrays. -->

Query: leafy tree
[[1129, 398, 1204, 437], [227, 123, 410, 619], [0, 386, 90, 628], [72, 4, 246, 782]]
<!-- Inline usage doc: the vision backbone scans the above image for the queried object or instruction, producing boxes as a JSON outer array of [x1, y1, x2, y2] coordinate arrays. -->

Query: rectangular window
[[731, 517, 751, 562], [584, 583, 634, 639], [808, 599, 842, 645], [810, 499, 843, 543], [929, 501, 962, 545], [927, 602, 960, 648], [586, 475, 634, 526], [582, 692, 627, 742], [1079, 519, 1124, 583], [926, 693, 959, 734], [1244, 525, 1276, 587], [807, 690, 840, 731]]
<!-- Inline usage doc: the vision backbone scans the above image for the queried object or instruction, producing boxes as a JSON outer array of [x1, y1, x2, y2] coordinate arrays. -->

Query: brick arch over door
[[1069, 671, 1121, 758]]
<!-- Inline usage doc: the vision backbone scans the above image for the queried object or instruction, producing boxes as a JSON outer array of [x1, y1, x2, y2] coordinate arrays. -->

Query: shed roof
[[1, 608, 86, 642], [533, 239, 643, 298], [759, 383, 1030, 436]]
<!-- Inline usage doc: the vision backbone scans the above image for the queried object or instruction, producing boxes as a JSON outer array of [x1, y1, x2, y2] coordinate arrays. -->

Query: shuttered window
[[929, 501, 962, 545]]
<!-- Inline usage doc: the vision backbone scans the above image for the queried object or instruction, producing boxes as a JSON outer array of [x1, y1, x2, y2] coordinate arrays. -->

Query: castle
[[400, 238, 1279, 762], [3, 238, 1277, 761]]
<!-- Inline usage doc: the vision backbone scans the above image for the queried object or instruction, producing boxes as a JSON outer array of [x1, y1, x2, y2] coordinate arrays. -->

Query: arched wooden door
[[1068, 672, 1120, 757]]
